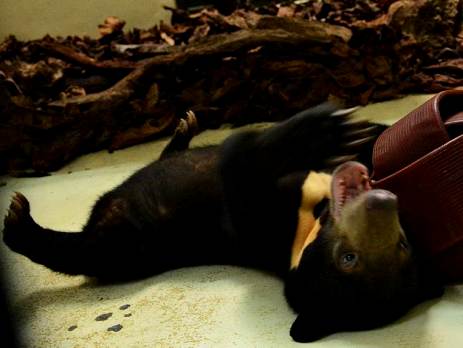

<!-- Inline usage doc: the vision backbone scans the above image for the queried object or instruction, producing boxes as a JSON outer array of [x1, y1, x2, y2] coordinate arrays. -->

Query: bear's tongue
[[331, 161, 371, 219]]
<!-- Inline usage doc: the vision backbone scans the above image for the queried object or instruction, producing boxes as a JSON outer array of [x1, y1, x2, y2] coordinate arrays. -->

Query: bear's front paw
[[324, 109, 380, 168]]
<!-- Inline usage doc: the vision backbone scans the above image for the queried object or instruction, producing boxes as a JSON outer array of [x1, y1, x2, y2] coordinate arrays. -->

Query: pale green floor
[[2, 95, 463, 348]]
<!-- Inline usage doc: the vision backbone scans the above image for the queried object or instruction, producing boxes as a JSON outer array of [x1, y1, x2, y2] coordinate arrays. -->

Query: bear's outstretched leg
[[3, 192, 153, 279], [3, 192, 93, 275], [220, 104, 375, 181], [159, 111, 199, 160], [3, 192, 36, 256]]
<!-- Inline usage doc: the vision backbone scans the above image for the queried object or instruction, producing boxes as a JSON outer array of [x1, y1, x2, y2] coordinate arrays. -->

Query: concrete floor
[[2, 95, 463, 347]]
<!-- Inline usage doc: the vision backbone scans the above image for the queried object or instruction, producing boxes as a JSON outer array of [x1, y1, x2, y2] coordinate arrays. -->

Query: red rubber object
[[371, 89, 463, 284]]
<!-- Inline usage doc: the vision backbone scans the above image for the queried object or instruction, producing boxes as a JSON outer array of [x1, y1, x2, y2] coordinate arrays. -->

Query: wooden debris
[[0, 1, 462, 174]]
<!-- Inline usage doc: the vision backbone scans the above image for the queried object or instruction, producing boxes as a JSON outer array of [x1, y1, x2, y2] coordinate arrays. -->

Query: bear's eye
[[399, 239, 409, 250], [340, 252, 358, 270]]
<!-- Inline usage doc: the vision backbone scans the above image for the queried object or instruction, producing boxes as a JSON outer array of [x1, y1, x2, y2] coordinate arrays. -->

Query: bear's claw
[[174, 110, 199, 138], [185, 110, 199, 135], [4, 192, 30, 228]]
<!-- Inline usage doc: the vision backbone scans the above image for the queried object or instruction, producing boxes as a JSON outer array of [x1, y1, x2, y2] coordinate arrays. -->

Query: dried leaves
[[1, 1, 462, 174]]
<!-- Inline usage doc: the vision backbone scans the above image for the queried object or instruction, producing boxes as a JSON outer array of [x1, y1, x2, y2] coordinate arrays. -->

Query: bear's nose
[[365, 190, 397, 210]]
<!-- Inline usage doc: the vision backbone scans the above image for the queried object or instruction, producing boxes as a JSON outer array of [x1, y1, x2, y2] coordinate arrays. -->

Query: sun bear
[[3, 104, 443, 342]]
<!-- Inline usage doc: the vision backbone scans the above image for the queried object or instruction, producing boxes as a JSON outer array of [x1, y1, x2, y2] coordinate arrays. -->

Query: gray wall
[[0, 0, 175, 40]]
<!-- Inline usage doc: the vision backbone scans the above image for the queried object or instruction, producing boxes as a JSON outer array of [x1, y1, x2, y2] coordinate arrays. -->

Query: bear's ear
[[290, 312, 336, 343]]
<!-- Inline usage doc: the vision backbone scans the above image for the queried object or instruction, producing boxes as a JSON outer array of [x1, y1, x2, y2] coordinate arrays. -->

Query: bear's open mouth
[[331, 161, 371, 219]]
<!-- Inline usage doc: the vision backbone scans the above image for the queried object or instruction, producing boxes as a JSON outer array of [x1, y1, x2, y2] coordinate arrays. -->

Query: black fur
[[2, 104, 442, 342], [4, 103, 351, 278]]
